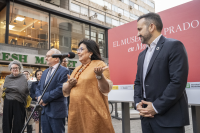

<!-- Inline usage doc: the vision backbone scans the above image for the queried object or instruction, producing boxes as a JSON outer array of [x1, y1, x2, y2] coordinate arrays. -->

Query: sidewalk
[[111, 107, 193, 133], [0, 107, 193, 133]]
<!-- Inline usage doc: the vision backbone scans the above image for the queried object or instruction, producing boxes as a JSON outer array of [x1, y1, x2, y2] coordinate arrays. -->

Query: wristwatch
[[96, 75, 102, 80]]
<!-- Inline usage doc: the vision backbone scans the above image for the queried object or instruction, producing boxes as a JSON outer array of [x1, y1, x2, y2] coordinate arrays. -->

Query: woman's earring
[[89, 55, 91, 58]]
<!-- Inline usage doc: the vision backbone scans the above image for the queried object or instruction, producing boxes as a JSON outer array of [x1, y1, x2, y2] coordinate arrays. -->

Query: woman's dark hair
[[35, 69, 43, 79], [78, 39, 102, 60]]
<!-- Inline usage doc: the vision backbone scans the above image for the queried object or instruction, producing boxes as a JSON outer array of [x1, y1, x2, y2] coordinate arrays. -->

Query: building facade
[[0, 0, 155, 84]]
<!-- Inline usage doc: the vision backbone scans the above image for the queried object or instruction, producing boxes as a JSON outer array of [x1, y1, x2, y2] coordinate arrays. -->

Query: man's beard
[[140, 31, 152, 44]]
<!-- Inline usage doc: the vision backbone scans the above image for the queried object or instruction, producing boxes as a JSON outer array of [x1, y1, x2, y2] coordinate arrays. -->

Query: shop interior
[[8, 3, 49, 49]]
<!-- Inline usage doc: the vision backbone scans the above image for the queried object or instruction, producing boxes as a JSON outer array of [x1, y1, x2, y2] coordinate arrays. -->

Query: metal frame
[[48, 13, 51, 49], [111, 102, 140, 120], [5, 0, 10, 44], [105, 29, 108, 58], [191, 106, 200, 133], [110, 102, 140, 133], [89, 25, 91, 39]]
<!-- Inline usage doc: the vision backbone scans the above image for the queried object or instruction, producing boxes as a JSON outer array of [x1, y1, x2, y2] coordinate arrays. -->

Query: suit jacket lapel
[[146, 35, 165, 77], [140, 48, 148, 84], [43, 68, 49, 88]]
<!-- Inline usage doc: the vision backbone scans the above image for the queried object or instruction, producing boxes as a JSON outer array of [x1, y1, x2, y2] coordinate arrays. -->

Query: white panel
[[108, 90, 134, 102], [108, 83, 200, 104]]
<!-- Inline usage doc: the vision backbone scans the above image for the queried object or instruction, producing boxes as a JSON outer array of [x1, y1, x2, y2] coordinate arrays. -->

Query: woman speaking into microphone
[[62, 39, 115, 133]]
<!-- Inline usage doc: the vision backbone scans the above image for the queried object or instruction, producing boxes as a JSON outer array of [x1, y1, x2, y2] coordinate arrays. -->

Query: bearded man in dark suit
[[134, 12, 189, 133]]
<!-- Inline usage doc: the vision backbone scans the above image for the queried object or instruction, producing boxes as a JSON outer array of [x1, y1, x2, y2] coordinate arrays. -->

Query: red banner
[[108, 0, 200, 85]]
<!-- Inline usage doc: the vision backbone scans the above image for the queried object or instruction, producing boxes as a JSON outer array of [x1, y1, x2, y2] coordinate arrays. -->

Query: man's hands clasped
[[37, 96, 48, 107], [137, 100, 157, 118]]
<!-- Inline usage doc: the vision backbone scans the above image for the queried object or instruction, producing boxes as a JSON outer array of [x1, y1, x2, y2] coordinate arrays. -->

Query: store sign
[[0, 51, 81, 68]]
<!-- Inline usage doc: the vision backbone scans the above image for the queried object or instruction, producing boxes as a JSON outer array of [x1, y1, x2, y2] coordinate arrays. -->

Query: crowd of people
[[1, 12, 189, 133]]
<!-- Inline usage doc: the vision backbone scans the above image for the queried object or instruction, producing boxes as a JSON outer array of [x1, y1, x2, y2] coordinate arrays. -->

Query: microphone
[[52, 52, 75, 59]]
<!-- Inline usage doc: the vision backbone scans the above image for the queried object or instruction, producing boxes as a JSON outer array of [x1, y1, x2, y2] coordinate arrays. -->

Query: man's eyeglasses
[[45, 55, 52, 58], [77, 47, 84, 53], [11, 67, 19, 70]]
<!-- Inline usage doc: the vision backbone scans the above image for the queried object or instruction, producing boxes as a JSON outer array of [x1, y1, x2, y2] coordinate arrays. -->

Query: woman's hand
[[94, 66, 108, 76], [68, 74, 77, 87], [63, 75, 76, 97]]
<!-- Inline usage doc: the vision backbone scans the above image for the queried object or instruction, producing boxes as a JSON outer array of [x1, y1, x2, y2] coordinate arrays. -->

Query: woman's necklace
[[74, 62, 91, 80]]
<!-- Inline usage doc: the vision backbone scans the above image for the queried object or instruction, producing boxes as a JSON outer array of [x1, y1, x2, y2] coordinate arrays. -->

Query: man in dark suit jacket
[[134, 13, 189, 133], [36, 48, 69, 133]]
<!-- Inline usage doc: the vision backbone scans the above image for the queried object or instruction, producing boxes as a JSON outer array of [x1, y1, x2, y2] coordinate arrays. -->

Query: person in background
[[2, 60, 29, 133], [0, 83, 4, 115], [30, 70, 43, 133], [36, 48, 69, 133], [63, 39, 115, 133], [23, 71, 32, 92], [61, 58, 73, 75], [23, 70, 34, 133]]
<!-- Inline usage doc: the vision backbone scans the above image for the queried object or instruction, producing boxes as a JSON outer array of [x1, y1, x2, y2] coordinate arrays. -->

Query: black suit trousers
[[141, 117, 185, 133]]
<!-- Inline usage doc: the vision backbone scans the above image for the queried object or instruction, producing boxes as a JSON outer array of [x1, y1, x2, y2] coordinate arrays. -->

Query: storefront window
[[118, 8, 124, 15], [97, 13, 105, 22], [0, 6, 6, 43], [91, 26, 106, 58], [134, 4, 139, 10], [104, 1, 111, 10], [9, 3, 49, 49], [40, 0, 70, 10], [71, 3, 80, 13], [112, 5, 118, 13], [130, 13, 139, 20], [123, 0, 129, 5], [50, 15, 89, 54], [124, 10, 130, 18], [106, 16, 112, 24], [120, 22, 125, 25], [81, 7, 88, 16], [85, 27, 90, 39], [129, 1, 135, 8], [112, 19, 119, 26]]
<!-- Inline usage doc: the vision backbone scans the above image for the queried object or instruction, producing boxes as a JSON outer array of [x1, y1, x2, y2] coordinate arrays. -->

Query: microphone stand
[[21, 57, 64, 133]]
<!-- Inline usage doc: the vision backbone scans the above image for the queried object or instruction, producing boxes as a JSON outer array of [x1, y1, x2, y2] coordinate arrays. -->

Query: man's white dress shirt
[[137, 34, 162, 114]]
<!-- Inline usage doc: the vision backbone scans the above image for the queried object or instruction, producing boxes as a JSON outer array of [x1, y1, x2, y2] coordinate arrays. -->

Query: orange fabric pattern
[[66, 60, 115, 133]]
